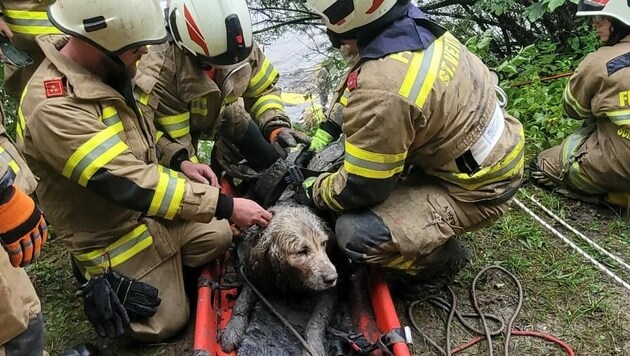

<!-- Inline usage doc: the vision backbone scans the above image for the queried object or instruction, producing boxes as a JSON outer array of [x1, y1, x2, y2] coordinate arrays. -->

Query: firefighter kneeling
[[298, 0, 524, 294], [18, 0, 271, 342]]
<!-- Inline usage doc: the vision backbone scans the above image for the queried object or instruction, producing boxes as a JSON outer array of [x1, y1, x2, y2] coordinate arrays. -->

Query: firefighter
[[0, 0, 61, 98], [0, 117, 46, 355], [17, 0, 271, 342], [135, 0, 309, 184], [297, 0, 524, 290], [530, 0, 630, 207]]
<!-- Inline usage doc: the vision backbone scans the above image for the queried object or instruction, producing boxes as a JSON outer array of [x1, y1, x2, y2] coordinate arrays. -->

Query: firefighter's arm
[[28, 100, 229, 223], [239, 44, 311, 152], [310, 89, 414, 211], [241, 44, 289, 135], [563, 53, 602, 120], [0, 150, 47, 267]]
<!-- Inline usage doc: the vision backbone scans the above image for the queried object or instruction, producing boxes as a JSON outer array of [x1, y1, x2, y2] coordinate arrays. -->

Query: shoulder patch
[[44, 78, 65, 98], [607, 51, 630, 77], [347, 70, 359, 91]]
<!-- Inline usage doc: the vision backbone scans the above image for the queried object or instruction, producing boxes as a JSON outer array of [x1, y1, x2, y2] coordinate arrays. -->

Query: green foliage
[[484, 30, 599, 154]]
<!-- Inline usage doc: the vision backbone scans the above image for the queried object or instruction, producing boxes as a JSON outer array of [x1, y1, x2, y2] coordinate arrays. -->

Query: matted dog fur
[[220, 202, 338, 355]]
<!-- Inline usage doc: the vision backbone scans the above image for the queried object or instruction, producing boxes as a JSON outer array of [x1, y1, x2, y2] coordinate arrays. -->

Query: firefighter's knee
[[335, 210, 391, 263]]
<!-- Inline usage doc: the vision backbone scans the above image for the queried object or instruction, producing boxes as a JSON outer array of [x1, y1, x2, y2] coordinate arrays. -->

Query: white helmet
[[168, 0, 253, 66], [47, 0, 167, 55], [304, 0, 398, 35], [577, 0, 630, 26]]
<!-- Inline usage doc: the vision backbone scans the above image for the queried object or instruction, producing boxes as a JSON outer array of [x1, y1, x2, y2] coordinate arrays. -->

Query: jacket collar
[[358, 4, 441, 60], [36, 35, 126, 102]]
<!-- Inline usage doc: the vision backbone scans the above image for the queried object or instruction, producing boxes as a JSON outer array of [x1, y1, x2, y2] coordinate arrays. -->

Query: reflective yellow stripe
[[135, 90, 150, 106], [156, 112, 190, 138], [250, 94, 285, 119], [156, 130, 164, 142], [16, 86, 28, 140], [399, 36, 444, 108], [389, 52, 411, 64], [74, 224, 154, 277], [62, 122, 129, 186], [244, 58, 279, 97], [432, 129, 524, 190], [191, 97, 208, 116], [101, 106, 121, 127], [3, 9, 62, 35], [563, 85, 590, 117], [281, 92, 314, 105], [560, 128, 604, 194], [0, 146, 20, 174], [599, 109, 630, 126], [344, 141, 407, 179], [320, 172, 344, 211], [147, 166, 186, 219], [190, 155, 199, 163], [339, 89, 350, 106]]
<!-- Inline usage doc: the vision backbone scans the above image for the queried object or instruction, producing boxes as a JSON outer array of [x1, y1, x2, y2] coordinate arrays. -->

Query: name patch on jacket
[[44, 78, 65, 98], [607, 52, 630, 77]]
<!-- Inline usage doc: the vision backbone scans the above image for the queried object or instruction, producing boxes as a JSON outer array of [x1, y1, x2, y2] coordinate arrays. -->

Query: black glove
[[295, 177, 317, 208], [295, 145, 316, 169], [81, 275, 129, 338], [103, 270, 161, 321]]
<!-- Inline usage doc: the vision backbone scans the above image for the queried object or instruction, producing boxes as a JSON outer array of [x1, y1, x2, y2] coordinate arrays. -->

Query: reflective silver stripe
[[69, 134, 122, 183], [469, 103, 505, 165]]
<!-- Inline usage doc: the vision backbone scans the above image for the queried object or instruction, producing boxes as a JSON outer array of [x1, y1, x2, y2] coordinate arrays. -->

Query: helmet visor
[[577, 0, 609, 11]]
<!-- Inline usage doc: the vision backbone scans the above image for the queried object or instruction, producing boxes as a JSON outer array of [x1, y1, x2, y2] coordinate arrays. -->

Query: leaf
[[525, 2, 546, 22], [547, 0, 566, 11]]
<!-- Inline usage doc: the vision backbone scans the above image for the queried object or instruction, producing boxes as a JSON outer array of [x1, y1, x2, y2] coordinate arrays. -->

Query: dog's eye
[[297, 247, 310, 256], [320, 241, 327, 248]]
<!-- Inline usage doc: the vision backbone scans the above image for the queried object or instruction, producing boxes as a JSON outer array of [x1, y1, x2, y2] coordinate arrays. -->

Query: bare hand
[[230, 198, 272, 229], [180, 160, 219, 187]]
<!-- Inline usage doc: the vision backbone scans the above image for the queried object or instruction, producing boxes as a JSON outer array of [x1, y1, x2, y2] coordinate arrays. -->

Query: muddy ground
[[31, 184, 630, 355]]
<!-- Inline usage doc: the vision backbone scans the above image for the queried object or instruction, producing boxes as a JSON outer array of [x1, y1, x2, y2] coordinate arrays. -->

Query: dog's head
[[250, 203, 337, 293]]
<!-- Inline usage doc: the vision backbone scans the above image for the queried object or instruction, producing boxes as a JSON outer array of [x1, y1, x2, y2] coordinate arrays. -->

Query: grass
[[406, 185, 630, 355], [28, 183, 630, 355]]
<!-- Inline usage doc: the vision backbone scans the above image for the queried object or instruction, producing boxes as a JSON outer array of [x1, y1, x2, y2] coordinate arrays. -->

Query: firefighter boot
[[389, 238, 471, 299]]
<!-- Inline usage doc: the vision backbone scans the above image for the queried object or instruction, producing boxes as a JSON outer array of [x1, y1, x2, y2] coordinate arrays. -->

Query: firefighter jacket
[[135, 41, 290, 160], [18, 35, 223, 278], [311, 31, 524, 211], [0, 123, 40, 344], [0, 0, 61, 97], [556, 35, 630, 194]]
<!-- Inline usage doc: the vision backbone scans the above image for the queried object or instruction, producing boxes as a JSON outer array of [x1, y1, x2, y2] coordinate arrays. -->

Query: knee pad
[[335, 211, 391, 262]]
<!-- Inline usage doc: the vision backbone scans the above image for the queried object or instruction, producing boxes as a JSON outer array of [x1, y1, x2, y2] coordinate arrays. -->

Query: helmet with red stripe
[[167, 0, 253, 66], [577, 0, 630, 25], [304, 0, 398, 35], [48, 0, 167, 55]]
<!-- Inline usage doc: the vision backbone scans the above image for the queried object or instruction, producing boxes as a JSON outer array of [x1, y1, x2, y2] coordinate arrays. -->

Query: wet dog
[[220, 202, 338, 355]]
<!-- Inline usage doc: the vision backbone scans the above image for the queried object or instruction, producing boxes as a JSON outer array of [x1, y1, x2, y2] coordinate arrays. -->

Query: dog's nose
[[323, 272, 338, 285]]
